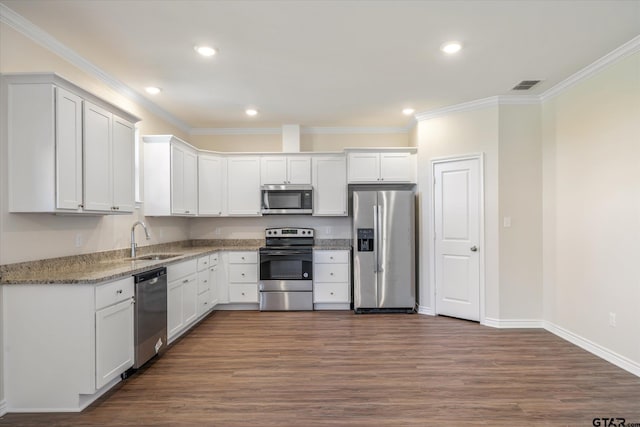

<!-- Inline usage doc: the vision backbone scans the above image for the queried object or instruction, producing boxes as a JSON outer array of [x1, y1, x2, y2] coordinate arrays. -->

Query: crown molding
[[415, 96, 500, 122], [0, 3, 191, 134], [190, 126, 410, 136], [190, 127, 282, 135], [302, 126, 408, 135], [540, 34, 640, 102]]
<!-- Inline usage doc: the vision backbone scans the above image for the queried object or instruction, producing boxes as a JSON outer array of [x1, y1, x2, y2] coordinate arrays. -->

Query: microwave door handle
[[262, 191, 269, 210]]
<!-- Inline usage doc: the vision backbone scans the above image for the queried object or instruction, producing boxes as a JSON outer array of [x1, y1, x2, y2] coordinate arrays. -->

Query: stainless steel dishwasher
[[132, 267, 168, 369]]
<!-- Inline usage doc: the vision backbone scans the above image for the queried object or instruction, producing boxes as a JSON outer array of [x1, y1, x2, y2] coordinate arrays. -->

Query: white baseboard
[[544, 321, 640, 378], [483, 317, 544, 328], [0, 399, 7, 417], [417, 305, 434, 315]]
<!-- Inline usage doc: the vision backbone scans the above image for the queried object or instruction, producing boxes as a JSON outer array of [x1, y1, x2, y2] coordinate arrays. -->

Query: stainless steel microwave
[[261, 185, 313, 214]]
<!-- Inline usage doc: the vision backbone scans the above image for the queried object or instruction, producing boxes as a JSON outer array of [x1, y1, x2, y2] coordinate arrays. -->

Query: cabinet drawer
[[197, 255, 210, 271], [167, 259, 197, 281], [228, 251, 257, 264], [96, 277, 134, 310], [229, 284, 258, 303], [314, 283, 350, 303], [198, 290, 212, 316], [197, 270, 210, 294], [228, 264, 257, 283], [314, 250, 349, 264], [314, 263, 349, 283], [209, 252, 219, 265]]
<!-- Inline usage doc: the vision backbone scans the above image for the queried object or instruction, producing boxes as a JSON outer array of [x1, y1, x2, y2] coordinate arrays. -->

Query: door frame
[[430, 153, 486, 324]]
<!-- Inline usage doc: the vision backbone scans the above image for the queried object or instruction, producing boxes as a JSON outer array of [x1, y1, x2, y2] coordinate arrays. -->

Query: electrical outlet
[[503, 216, 512, 228], [325, 226, 332, 235], [75, 233, 82, 248], [609, 312, 616, 327], [214, 227, 221, 235]]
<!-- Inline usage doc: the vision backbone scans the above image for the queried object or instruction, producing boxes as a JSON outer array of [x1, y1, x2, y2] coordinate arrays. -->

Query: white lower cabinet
[[95, 297, 135, 389], [167, 259, 199, 343], [226, 251, 259, 304], [2, 276, 135, 412], [313, 250, 351, 310]]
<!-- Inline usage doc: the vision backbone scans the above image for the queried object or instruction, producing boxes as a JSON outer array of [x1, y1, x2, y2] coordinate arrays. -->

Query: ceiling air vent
[[512, 80, 542, 91]]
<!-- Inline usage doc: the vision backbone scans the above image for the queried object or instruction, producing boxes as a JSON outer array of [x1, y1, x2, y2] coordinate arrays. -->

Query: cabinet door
[[209, 264, 219, 306], [84, 102, 113, 211], [347, 153, 380, 183], [183, 149, 198, 215], [227, 157, 261, 216], [260, 156, 287, 184], [379, 152, 412, 182], [287, 157, 311, 184], [95, 298, 134, 389], [198, 155, 223, 215], [170, 144, 185, 214], [111, 116, 135, 212], [55, 87, 83, 211], [182, 275, 198, 327], [167, 280, 184, 340], [312, 156, 347, 216]]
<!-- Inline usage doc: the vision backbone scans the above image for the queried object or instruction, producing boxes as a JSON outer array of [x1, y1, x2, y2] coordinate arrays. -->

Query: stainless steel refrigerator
[[352, 190, 416, 313]]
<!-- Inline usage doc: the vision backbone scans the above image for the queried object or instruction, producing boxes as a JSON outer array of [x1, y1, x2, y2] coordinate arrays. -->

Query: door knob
[[470, 246, 478, 252]]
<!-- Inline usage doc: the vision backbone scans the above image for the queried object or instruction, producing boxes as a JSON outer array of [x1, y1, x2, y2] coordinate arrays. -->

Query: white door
[[227, 156, 261, 216], [287, 156, 311, 184], [167, 280, 184, 340], [171, 144, 185, 214], [312, 156, 347, 216], [198, 155, 224, 215], [83, 102, 113, 212], [379, 152, 411, 182], [55, 87, 83, 210], [347, 152, 380, 183], [260, 156, 287, 184], [111, 116, 135, 213], [183, 149, 198, 215], [95, 298, 134, 389], [434, 158, 481, 321]]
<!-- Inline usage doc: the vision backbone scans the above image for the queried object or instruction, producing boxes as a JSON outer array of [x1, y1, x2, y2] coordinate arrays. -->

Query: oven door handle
[[260, 250, 312, 256]]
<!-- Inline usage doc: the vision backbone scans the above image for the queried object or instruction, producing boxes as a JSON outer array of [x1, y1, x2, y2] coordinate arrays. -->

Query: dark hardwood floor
[[2, 311, 640, 426]]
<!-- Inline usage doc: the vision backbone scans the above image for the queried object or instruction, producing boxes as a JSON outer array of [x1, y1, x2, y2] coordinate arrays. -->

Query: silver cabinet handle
[[470, 246, 478, 252], [116, 289, 123, 294]]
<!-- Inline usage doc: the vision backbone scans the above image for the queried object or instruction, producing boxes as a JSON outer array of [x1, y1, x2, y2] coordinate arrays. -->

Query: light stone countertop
[[0, 240, 263, 285]]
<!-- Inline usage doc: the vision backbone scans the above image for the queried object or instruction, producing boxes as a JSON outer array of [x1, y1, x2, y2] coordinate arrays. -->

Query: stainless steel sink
[[132, 253, 181, 261]]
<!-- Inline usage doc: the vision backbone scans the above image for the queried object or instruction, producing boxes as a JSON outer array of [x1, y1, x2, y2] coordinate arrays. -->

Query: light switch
[[503, 217, 512, 228]]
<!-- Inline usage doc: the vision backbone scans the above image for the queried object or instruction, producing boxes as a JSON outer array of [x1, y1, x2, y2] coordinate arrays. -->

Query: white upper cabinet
[[227, 156, 261, 216], [260, 155, 311, 185], [312, 155, 347, 216], [198, 154, 224, 216], [347, 149, 417, 183], [171, 143, 198, 215], [4, 74, 138, 214], [84, 102, 134, 213], [143, 135, 197, 216]]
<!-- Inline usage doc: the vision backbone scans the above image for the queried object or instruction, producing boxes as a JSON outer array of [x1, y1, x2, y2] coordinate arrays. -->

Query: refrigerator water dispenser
[[357, 228, 374, 252]]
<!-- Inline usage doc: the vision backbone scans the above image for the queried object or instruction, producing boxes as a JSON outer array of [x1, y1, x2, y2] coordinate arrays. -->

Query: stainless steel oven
[[261, 185, 313, 215], [259, 227, 314, 310]]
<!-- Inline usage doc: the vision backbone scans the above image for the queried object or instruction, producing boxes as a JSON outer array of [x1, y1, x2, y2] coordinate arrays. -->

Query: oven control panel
[[265, 227, 314, 238]]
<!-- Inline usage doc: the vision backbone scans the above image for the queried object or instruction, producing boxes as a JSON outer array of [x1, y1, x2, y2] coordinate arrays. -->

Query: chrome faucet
[[131, 221, 151, 258]]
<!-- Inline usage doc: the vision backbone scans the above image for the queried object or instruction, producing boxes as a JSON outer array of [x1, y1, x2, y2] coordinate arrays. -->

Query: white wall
[[498, 104, 543, 320], [542, 51, 640, 364]]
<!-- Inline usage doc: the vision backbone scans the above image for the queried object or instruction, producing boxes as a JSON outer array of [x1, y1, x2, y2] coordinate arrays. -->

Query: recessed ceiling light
[[402, 108, 415, 116], [245, 108, 258, 117], [145, 86, 161, 95], [441, 42, 462, 54], [195, 45, 217, 57]]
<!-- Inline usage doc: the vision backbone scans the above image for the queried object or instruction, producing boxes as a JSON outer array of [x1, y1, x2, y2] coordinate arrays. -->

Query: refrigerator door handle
[[373, 205, 379, 273], [376, 204, 383, 273]]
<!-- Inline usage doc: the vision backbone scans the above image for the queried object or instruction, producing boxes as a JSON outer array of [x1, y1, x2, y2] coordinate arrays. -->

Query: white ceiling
[[2, 0, 639, 129]]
